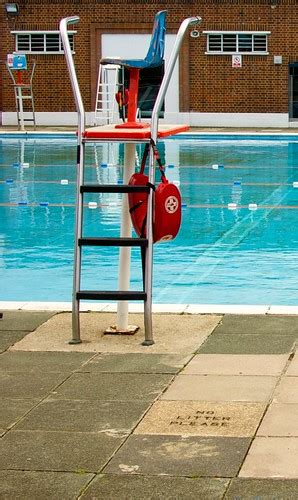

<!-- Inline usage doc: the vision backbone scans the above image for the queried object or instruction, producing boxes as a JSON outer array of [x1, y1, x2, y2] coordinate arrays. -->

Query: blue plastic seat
[[100, 10, 167, 69], [100, 11, 167, 128]]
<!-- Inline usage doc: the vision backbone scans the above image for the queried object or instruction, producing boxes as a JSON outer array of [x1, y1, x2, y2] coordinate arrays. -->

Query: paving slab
[[286, 350, 298, 375], [134, 401, 265, 437], [0, 351, 94, 373], [0, 311, 55, 331], [0, 430, 124, 472], [81, 474, 229, 499], [0, 398, 37, 429], [0, 470, 94, 500], [79, 353, 191, 374], [239, 437, 298, 478], [182, 354, 289, 376], [16, 399, 149, 435], [198, 333, 297, 354], [0, 371, 67, 399], [213, 315, 298, 335], [51, 372, 173, 401], [161, 375, 277, 402], [257, 403, 298, 436], [104, 435, 251, 477], [226, 478, 298, 499], [11, 312, 220, 353], [0, 331, 33, 353], [273, 376, 298, 403]]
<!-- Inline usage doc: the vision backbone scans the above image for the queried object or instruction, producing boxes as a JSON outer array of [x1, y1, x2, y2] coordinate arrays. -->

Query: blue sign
[[8, 54, 27, 70]]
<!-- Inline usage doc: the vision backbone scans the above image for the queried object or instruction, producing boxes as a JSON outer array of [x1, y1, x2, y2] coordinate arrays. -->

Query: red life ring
[[128, 173, 181, 243]]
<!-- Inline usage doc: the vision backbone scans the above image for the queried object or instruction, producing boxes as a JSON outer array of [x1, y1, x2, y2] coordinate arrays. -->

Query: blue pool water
[[1, 134, 298, 305]]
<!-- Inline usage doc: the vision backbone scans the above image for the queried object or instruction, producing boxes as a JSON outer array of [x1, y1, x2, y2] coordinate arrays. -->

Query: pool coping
[[1, 301, 298, 315], [1, 129, 298, 140]]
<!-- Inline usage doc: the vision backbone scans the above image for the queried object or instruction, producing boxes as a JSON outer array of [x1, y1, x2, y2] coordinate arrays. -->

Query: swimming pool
[[1, 134, 298, 305]]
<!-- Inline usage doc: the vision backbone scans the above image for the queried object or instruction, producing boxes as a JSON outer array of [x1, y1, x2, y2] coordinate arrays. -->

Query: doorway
[[101, 34, 178, 117], [289, 63, 298, 119]]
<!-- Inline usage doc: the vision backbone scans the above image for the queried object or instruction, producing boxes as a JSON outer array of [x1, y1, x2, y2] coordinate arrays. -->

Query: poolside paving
[[0, 309, 297, 498]]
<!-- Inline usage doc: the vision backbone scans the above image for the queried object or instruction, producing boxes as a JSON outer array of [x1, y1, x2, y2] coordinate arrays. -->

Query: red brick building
[[0, 0, 297, 127]]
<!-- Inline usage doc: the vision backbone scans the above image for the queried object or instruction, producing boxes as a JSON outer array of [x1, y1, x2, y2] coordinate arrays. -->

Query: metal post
[[142, 145, 155, 345], [60, 16, 85, 344], [17, 86, 25, 131], [105, 143, 139, 334]]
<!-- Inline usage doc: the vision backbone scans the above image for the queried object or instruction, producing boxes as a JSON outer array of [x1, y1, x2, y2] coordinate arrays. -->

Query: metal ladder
[[6, 62, 36, 130], [60, 14, 202, 346], [94, 63, 123, 125]]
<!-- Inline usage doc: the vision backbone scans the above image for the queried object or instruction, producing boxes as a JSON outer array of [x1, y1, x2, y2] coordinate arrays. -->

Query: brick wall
[[0, 0, 297, 115]]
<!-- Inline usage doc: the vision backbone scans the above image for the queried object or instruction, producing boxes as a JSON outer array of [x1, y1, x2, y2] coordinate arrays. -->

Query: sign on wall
[[7, 54, 27, 70], [232, 55, 242, 68]]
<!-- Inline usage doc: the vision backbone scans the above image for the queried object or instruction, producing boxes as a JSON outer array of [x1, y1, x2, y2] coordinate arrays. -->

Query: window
[[205, 32, 269, 55], [12, 31, 75, 54]]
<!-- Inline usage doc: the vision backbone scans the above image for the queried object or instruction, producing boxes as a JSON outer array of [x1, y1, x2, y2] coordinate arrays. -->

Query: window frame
[[204, 31, 270, 55], [11, 30, 76, 54]]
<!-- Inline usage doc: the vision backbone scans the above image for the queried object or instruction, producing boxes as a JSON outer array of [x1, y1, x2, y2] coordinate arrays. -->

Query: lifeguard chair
[[6, 54, 36, 130], [60, 12, 202, 345], [100, 10, 167, 129]]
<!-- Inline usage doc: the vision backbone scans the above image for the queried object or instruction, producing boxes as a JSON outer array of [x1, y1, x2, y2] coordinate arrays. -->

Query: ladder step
[[81, 184, 150, 194], [77, 291, 146, 301], [79, 237, 148, 247]]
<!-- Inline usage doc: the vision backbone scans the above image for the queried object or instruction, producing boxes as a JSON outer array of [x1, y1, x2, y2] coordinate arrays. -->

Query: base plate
[[104, 324, 140, 335]]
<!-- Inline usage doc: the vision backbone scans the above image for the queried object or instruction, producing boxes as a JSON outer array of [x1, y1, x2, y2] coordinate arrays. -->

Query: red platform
[[83, 123, 189, 140]]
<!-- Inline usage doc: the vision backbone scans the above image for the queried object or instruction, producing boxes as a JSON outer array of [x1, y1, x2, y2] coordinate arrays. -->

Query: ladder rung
[[81, 184, 150, 194], [77, 291, 146, 301], [79, 237, 147, 247]]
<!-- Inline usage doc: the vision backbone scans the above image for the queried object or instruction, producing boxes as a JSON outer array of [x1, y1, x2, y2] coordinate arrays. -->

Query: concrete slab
[[81, 474, 229, 499], [0, 399, 36, 429], [226, 478, 298, 499], [257, 403, 298, 436], [0, 371, 66, 399], [0, 311, 55, 331], [16, 399, 149, 435], [239, 437, 298, 478], [212, 315, 298, 335], [198, 334, 297, 354], [0, 351, 94, 373], [104, 435, 251, 477], [21, 302, 73, 311], [0, 470, 94, 500], [161, 375, 277, 402], [134, 401, 265, 437], [182, 354, 288, 376], [11, 312, 220, 354], [273, 377, 298, 403], [80, 353, 191, 374], [186, 305, 269, 315], [0, 331, 32, 353], [269, 306, 298, 315], [0, 430, 124, 472], [286, 351, 298, 375], [0, 302, 27, 310], [51, 372, 172, 401]]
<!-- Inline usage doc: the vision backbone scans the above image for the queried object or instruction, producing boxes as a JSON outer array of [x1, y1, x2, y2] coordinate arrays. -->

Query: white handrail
[[150, 16, 202, 144], [59, 16, 85, 139]]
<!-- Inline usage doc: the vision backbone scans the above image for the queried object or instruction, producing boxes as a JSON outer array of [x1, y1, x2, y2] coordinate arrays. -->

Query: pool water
[[1, 135, 298, 305]]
